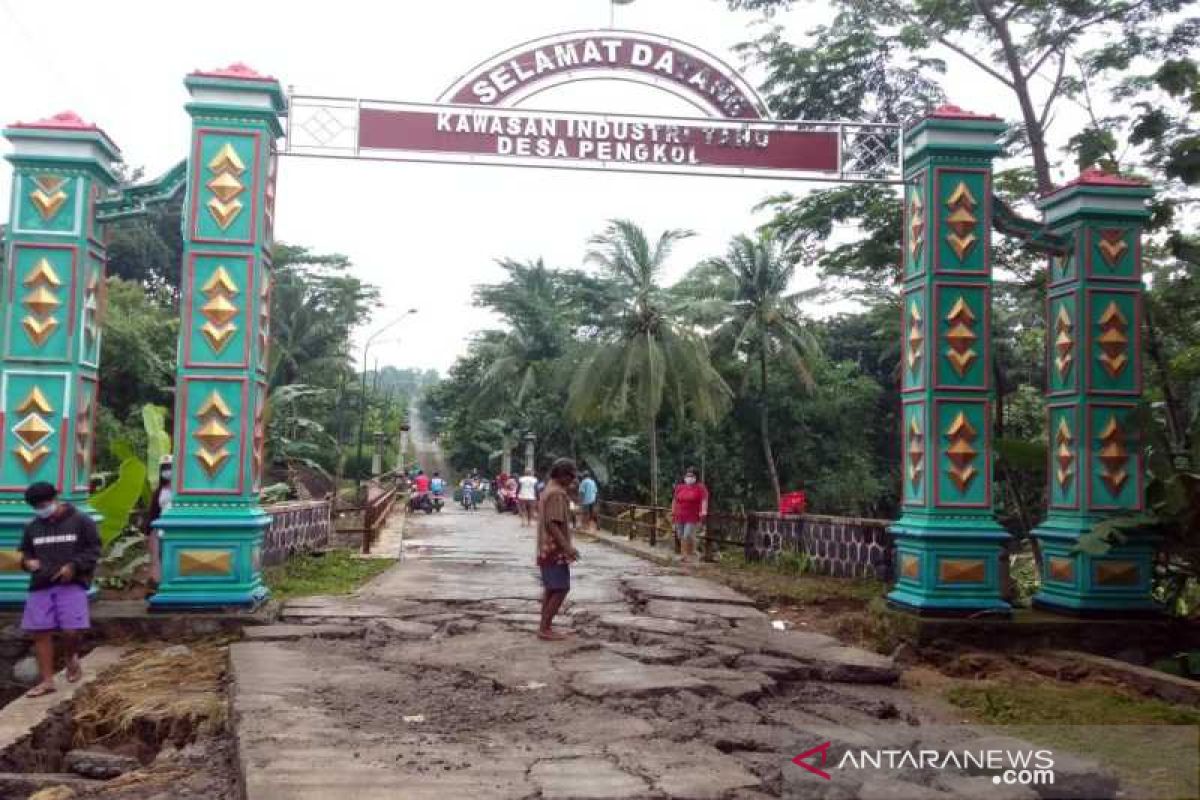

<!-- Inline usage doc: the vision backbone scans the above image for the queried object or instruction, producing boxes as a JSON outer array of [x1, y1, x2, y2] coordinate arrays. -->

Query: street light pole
[[355, 308, 417, 491]]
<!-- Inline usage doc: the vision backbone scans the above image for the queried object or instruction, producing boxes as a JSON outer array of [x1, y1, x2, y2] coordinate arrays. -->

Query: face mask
[[684, 476, 697, 485], [34, 502, 57, 519], [161, 470, 172, 481]]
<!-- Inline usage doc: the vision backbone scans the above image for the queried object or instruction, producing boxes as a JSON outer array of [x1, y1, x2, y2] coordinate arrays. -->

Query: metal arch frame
[[437, 28, 772, 120]]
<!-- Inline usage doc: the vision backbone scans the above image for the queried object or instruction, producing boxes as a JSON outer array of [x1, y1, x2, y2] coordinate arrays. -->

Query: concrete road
[[230, 508, 1059, 800], [405, 401, 447, 479], [360, 502, 660, 604]]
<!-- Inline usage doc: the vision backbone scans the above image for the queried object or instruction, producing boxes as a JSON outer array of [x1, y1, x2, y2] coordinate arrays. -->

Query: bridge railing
[[361, 482, 401, 554], [594, 501, 893, 580], [262, 500, 334, 567]]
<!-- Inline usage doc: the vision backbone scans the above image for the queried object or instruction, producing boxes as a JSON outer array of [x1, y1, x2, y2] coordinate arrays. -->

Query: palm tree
[[694, 232, 821, 507], [471, 259, 568, 408], [568, 220, 731, 506]]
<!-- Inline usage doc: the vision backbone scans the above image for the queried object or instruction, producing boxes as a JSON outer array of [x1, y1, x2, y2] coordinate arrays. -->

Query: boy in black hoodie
[[19, 482, 101, 696]]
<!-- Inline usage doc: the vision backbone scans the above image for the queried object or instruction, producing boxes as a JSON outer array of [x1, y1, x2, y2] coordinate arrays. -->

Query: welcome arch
[[438, 29, 771, 120], [0, 31, 1156, 617]]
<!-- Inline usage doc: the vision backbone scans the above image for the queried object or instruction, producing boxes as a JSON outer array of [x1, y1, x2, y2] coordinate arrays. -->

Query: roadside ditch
[[0, 642, 239, 800]]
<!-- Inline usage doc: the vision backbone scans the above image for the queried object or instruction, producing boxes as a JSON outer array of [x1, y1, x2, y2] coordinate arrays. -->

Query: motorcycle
[[409, 491, 434, 515], [460, 484, 479, 511], [494, 487, 519, 514]]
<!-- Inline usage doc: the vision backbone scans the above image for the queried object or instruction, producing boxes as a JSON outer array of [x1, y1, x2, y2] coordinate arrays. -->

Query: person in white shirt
[[517, 468, 538, 528]]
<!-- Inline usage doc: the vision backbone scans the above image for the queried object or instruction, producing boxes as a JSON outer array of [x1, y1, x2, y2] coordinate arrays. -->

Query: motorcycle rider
[[409, 469, 434, 513], [430, 471, 446, 512], [461, 476, 477, 511]]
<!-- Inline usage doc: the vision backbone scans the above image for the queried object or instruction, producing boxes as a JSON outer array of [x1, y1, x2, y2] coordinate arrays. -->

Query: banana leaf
[[142, 404, 172, 491], [90, 457, 147, 549]]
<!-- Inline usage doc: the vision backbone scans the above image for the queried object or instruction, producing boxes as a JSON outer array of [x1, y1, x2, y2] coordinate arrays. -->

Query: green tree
[[687, 233, 821, 506], [269, 244, 379, 391], [568, 220, 731, 506], [94, 278, 179, 471], [103, 164, 185, 294], [730, 0, 1192, 193], [471, 258, 573, 416]]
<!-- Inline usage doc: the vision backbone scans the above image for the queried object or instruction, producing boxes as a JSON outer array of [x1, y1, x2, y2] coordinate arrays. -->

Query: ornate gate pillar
[[887, 106, 1011, 615], [1032, 169, 1156, 614], [151, 65, 284, 608], [0, 113, 119, 603]]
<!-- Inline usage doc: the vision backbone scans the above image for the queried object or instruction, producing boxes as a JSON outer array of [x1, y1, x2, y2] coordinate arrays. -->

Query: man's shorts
[[582, 503, 596, 514], [674, 522, 701, 540], [22, 584, 90, 632], [539, 563, 571, 592]]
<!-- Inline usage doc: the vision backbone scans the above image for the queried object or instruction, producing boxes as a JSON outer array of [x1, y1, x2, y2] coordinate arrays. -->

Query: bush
[[342, 453, 374, 480]]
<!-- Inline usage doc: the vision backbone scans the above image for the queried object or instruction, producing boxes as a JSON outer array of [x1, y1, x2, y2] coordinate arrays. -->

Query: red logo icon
[[792, 741, 832, 780]]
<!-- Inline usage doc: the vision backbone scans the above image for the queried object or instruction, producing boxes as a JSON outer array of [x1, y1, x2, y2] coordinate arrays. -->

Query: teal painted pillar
[[0, 113, 119, 604], [887, 106, 1011, 616], [1032, 169, 1157, 615], [151, 65, 284, 609]]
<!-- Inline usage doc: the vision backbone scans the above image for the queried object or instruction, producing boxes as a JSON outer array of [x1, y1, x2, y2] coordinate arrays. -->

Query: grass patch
[[946, 678, 1200, 797], [698, 548, 883, 607], [947, 680, 1200, 726], [263, 550, 395, 601]]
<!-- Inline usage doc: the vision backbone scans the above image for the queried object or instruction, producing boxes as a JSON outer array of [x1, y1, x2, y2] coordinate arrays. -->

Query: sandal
[[26, 683, 56, 697], [537, 630, 571, 641]]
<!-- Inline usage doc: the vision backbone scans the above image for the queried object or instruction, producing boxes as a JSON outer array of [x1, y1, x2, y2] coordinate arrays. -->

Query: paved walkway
[[230, 507, 1104, 799], [360, 502, 406, 560]]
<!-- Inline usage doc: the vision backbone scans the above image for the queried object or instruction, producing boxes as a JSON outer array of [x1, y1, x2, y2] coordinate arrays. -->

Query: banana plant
[[90, 456, 147, 549]]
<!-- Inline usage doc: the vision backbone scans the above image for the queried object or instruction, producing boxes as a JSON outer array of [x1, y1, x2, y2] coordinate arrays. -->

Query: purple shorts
[[22, 584, 90, 632], [539, 563, 570, 592]]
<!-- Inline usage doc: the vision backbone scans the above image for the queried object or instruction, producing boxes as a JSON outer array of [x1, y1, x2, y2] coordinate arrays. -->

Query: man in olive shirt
[[536, 458, 580, 640]]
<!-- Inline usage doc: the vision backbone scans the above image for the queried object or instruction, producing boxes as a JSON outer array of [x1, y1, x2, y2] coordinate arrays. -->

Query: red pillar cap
[[11, 110, 99, 131], [927, 104, 1002, 120], [190, 63, 278, 82], [1042, 167, 1150, 198], [7, 111, 120, 154]]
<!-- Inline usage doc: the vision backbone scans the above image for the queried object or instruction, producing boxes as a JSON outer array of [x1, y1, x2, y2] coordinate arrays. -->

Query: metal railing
[[595, 501, 668, 547], [595, 501, 747, 554], [360, 484, 401, 554], [594, 501, 894, 579]]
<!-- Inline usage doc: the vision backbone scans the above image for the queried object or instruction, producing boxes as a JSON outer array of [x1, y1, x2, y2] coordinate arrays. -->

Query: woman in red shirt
[[671, 466, 708, 563]]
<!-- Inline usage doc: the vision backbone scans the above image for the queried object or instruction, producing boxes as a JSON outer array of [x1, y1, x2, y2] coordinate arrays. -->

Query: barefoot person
[[536, 458, 580, 640], [19, 482, 100, 697]]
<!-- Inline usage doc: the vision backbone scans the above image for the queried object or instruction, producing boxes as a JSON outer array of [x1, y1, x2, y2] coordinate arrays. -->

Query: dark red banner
[[358, 107, 839, 175]]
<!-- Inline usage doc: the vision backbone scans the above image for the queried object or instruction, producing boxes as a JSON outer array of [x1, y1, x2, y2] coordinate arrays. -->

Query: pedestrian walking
[[145, 456, 174, 593], [517, 468, 538, 527], [578, 470, 599, 532], [18, 482, 101, 697], [671, 466, 708, 563], [536, 458, 579, 640]]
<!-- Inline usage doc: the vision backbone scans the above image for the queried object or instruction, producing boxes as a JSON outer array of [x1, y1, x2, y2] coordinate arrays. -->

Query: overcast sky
[[0, 0, 1088, 374]]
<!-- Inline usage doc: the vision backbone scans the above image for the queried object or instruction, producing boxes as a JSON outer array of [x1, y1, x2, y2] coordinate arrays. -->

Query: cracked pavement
[[230, 506, 1071, 799]]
